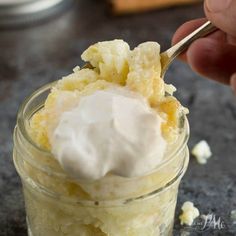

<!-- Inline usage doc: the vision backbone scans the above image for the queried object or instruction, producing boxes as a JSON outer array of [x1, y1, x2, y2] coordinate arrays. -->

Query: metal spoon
[[160, 21, 217, 77]]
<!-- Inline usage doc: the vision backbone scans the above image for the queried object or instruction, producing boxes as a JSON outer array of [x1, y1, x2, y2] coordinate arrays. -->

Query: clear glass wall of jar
[[13, 83, 189, 236]]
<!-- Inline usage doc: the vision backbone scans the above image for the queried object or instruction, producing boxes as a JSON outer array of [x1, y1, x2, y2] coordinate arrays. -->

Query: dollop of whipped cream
[[50, 88, 167, 180]]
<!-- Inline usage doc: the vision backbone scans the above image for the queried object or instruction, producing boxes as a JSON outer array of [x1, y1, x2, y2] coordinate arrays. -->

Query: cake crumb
[[179, 201, 200, 226], [231, 209, 236, 223], [191, 140, 212, 164]]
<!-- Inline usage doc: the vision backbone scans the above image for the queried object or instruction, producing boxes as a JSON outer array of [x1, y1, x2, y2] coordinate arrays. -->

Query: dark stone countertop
[[0, 1, 235, 235]]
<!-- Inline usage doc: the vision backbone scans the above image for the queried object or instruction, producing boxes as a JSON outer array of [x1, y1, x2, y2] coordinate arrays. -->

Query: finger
[[204, 0, 236, 37], [172, 18, 207, 45], [172, 18, 207, 61], [230, 73, 236, 94], [172, 18, 227, 61], [227, 35, 236, 46], [186, 37, 236, 84]]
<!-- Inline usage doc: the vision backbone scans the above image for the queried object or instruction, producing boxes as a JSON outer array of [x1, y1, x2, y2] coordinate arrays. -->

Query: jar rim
[[16, 82, 190, 181]]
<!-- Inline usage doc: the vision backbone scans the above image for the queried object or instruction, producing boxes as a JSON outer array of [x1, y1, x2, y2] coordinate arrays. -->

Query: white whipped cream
[[50, 88, 167, 180]]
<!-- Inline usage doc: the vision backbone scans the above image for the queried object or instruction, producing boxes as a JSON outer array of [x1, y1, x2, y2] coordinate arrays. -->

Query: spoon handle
[[160, 21, 217, 77]]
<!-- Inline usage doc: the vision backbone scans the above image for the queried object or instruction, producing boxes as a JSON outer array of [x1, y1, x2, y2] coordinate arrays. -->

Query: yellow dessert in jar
[[13, 39, 189, 236]]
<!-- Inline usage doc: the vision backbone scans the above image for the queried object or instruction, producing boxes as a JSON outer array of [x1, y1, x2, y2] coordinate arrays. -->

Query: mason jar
[[13, 83, 189, 236], [0, 0, 73, 27]]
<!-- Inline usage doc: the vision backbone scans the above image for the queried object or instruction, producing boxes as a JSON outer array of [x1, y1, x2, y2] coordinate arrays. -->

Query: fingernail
[[230, 73, 236, 95], [206, 0, 232, 12]]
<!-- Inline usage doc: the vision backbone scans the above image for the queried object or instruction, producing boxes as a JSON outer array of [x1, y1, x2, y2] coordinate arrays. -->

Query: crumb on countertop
[[191, 140, 212, 164], [179, 201, 200, 226]]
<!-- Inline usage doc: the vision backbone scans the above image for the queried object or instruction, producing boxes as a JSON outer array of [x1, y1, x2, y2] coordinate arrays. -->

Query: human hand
[[172, 0, 236, 92]]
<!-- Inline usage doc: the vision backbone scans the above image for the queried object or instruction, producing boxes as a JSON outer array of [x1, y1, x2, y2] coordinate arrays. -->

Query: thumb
[[204, 0, 236, 37]]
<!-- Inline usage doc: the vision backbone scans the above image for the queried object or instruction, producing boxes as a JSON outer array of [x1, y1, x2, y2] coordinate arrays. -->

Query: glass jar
[[13, 83, 189, 236], [0, 0, 73, 27]]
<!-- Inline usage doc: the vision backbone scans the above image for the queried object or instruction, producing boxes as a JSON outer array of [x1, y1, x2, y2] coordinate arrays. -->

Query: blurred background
[[0, 0, 235, 235]]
